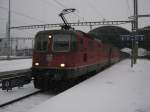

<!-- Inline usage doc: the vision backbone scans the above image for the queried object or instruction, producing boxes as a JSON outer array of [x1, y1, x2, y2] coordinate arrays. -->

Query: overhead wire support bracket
[[129, 14, 150, 19], [10, 20, 131, 30]]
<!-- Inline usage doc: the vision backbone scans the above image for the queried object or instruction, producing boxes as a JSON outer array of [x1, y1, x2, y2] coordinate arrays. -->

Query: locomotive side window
[[79, 39, 83, 49], [89, 40, 93, 49], [53, 34, 70, 52], [35, 34, 48, 52], [70, 35, 77, 51]]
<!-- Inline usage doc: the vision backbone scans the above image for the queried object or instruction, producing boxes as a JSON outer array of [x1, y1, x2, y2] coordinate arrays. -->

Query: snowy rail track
[[0, 90, 55, 112], [0, 90, 41, 108], [0, 69, 32, 90], [0, 69, 31, 79]]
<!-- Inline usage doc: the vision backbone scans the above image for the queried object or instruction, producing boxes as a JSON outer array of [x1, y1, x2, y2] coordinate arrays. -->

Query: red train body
[[31, 30, 120, 90]]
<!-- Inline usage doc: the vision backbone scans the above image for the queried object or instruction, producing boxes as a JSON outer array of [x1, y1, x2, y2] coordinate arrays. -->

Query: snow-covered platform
[[30, 59, 150, 112], [0, 59, 32, 72]]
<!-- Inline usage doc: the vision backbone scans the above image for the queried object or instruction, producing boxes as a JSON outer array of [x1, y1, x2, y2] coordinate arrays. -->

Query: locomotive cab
[[32, 30, 80, 89], [33, 30, 78, 68]]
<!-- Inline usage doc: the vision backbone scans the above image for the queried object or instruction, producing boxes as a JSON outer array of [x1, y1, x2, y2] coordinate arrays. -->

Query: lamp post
[[132, 0, 138, 64], [7, 0, 11, 60]]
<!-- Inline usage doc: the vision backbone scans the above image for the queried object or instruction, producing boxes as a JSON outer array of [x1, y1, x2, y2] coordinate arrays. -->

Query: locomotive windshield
[[52, 34, 70, 52], [35, 34, 48, 52]]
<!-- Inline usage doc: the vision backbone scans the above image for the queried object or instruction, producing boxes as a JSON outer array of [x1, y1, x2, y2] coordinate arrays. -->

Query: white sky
[[0, 0, 150, 37]]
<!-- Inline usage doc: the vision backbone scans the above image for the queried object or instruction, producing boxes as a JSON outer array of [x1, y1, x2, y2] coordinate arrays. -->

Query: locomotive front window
[[53, 34, 70, 52], [35, 34, 48, 52]]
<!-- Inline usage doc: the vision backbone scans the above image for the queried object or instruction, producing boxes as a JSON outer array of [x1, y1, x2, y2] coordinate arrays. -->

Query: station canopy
[[88, 26, 130, 49], [138, 26, 150, 51]]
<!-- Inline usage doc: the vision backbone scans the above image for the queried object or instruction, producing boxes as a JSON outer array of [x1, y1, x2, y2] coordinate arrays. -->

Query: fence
[[0, 37, 34, 58]]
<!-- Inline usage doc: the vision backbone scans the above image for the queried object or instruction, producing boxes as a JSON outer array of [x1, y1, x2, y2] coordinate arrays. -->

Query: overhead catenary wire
[[52, 0, 67, 9], [50, 0, 84, 22], [38, 0, 62, 9], [126, 0, 132, 16], [0, 0, 83, 28], [38, 0, 75, 20], [0, 17, 7, 21], [34, 0, 85, 23], [0, 33, 6, 36], [0, 6, 47, 24], [86, 0, 105, 20]]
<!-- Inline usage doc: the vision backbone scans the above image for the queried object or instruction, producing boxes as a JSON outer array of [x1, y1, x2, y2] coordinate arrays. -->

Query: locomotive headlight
[[35, 62, 39, 66], [60, 63, 65, 68], [48, 35, 52, 39]]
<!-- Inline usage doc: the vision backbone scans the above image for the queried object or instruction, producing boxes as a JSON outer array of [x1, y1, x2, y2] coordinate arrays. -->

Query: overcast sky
[[0, 0, 150, 37]]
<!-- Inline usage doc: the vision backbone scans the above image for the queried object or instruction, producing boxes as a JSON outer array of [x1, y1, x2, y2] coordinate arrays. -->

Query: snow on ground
[[0, 82, 39, 105], [30, 59, 150, 112], [0, 90, 53, 112], [121, 48, 148, 57], [121, 48, 131, 55], [138, 48, 147, 57], [0, 56, 31, 60], [0, 59, 32, 72]]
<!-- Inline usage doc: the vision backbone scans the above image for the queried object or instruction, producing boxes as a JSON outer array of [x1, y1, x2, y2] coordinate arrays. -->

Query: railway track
[[0, 69, 31, 79], [0, 90, 55, 112], [0, 69, 32, 90], [0, 90, 41, 108]]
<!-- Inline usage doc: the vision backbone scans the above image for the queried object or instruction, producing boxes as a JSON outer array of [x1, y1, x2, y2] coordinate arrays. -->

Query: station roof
[[88, 26, 130, 49], [138, 26, 150, 50]]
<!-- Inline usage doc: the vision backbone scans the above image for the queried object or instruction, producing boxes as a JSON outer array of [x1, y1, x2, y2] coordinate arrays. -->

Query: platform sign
[[120, 35, 144, 41], [134, 35, 144, 41], [120, 34, 144, 67], [120, 35, 130, 41]]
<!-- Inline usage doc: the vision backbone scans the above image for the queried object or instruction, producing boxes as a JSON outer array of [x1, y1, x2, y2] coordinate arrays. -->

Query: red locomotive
[[31, 9, 121, 90]]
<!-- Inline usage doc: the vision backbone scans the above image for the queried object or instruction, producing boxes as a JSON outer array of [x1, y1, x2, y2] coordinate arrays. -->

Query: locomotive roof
[[36, 29, 99, 41], [36, 30, 81, 36]]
